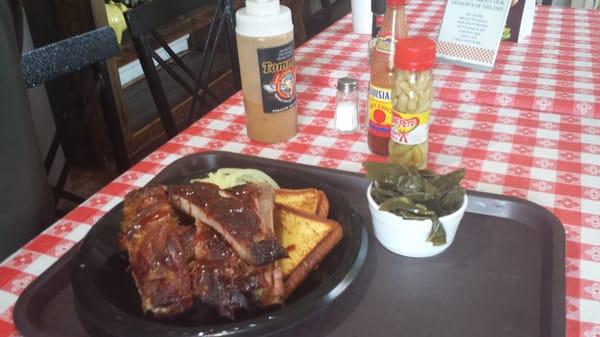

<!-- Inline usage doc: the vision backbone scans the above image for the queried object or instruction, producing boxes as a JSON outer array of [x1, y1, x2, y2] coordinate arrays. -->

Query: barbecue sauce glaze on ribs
[[118, 186, 194, 317], [168, 182, 287, 266], [190, 221, 284, 318], [172, 182, 285, 318], [120, 182, 285, 319]]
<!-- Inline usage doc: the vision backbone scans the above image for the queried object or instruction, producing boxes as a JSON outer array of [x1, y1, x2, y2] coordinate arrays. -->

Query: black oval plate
[[72, 165, 368, 337]]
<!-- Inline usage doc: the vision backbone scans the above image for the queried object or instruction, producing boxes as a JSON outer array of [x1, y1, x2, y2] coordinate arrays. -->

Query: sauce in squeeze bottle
[[388, 37, 436, 169], [236, 0, 297, 143], [367, 0, 408, 156]]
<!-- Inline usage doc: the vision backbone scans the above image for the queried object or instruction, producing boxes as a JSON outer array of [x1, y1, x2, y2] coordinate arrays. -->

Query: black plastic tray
[[71, 154, 368, 337], [14, 151, 565, 337]]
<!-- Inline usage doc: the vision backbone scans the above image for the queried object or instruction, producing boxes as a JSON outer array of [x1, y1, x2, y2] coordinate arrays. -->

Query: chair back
[[21, 27, 120, 88], [21, 26, 130, 209], [124, 0, 241, 137]]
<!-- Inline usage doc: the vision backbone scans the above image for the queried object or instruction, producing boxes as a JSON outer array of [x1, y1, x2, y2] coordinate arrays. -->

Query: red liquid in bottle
[[367, 0, 408, 156]]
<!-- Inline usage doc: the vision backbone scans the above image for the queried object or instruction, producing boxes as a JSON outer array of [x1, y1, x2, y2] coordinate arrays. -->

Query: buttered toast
[[274, 188, 330, 218], [273, 192, 343, 298]]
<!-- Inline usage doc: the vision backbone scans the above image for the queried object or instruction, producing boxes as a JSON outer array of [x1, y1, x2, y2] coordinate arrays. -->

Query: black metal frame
[[21, 26, 129, 206], [124, 0, 241, 138]]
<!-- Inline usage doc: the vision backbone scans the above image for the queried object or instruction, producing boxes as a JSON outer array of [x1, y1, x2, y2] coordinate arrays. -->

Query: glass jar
[[334, 77, 359, 133], [388, 37, 436, 169]]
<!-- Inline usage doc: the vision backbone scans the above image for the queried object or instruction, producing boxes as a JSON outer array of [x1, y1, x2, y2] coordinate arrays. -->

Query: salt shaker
[[334, 77, 359, 133]]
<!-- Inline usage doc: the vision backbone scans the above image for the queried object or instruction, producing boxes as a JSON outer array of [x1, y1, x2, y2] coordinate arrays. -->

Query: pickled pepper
[[388, 37, 436, 169]]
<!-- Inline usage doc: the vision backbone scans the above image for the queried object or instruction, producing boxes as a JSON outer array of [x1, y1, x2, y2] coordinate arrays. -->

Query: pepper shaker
[[334, 77, 359, 133]]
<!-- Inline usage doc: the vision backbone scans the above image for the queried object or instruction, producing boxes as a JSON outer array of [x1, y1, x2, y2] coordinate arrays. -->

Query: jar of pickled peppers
[[388, 37, 436, 169]]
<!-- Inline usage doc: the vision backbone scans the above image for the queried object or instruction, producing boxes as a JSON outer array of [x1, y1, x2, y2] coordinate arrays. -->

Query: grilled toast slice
[[273, 204, 343, 298], [274, 188, 330, 218]]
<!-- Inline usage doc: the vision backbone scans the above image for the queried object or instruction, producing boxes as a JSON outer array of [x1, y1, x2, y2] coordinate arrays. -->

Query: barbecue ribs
[[119, 186, 194, 317], [168, 182, 287, 266], [189, 222, 284, 318], [120, 183, 286, 318], [170, 182, 285, 317]]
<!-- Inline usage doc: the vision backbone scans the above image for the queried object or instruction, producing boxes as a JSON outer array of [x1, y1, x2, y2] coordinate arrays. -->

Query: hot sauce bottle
[[367, 0, 408, 156]]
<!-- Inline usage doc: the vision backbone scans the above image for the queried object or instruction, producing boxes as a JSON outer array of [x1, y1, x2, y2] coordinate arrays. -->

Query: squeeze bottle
[[236, 0, 297, 143]]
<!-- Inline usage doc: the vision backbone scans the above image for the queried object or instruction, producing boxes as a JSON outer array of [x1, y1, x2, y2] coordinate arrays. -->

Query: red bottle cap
[[386, 0, 406, 6], [394, 37, 436, 72]]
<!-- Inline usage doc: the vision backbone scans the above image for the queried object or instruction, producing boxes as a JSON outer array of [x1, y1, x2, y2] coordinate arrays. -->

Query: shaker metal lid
[[337, 77, 358, 92]]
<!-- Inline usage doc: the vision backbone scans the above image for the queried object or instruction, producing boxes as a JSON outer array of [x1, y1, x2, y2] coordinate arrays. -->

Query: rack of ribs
[[118, 186, 193, 317], [170, 183, 285, 318], [168, 182, 287, 266], [189, 222, 284, 318]]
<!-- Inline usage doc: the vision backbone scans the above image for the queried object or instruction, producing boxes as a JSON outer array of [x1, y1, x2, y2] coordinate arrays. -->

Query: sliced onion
[[190, 168, 279, 189]]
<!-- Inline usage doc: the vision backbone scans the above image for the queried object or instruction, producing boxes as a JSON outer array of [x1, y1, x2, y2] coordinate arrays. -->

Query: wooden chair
[[21, 26, 130, 205], [281, 0, 308, 45], [124, 0, 241, 137]]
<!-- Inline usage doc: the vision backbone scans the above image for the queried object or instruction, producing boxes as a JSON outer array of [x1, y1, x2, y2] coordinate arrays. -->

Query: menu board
[[436, 0, 512, 71]]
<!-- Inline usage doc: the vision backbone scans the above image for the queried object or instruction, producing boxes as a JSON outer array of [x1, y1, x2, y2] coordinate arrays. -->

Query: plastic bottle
[[236, 0, 297, 143], [367, 0, 407, 156], [389, 37, 436, 169]]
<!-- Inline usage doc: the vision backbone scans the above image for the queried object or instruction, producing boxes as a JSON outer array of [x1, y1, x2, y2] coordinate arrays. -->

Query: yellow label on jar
[[367, 84, 392, 137], [390, 110, 429, 145]]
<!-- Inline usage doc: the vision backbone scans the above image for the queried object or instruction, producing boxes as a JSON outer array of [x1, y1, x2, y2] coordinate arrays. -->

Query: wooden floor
[[62, 0, 351, 212]]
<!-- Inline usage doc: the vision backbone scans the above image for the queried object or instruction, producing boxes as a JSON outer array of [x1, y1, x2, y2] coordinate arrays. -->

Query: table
[[299, 1, 600, 118], [1, 2, 600, 336]]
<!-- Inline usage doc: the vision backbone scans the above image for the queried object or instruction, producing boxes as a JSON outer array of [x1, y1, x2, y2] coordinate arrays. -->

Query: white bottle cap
[[236, 0, 294, 38]]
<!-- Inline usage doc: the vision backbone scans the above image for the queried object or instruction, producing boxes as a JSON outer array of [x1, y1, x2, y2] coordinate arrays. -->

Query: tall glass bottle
[[367, 0, 407, 156]]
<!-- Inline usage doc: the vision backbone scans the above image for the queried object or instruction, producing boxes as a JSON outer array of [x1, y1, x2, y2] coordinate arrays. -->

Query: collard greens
[[364, 162, 466, 246]]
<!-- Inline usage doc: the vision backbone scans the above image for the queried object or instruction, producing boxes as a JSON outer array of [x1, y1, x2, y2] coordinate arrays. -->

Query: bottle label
[[374, 32, 395, 55], [368, 84, 392, 137], [257, 41, 296, 113], [390, 110, 429, 144]]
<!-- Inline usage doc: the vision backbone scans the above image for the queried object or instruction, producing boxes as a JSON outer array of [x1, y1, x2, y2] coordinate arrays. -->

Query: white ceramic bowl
[[367, 183, 468, 258]]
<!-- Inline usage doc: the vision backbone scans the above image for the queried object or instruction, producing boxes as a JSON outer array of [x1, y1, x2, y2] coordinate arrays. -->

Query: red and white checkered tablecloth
[[1, 2, 600, 337], [301, 0, 600, 118]]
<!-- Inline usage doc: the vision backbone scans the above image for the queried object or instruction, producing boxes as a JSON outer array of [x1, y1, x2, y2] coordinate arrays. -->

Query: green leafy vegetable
[[364, 162, 466, 246], [426, 215, 446, 246]]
